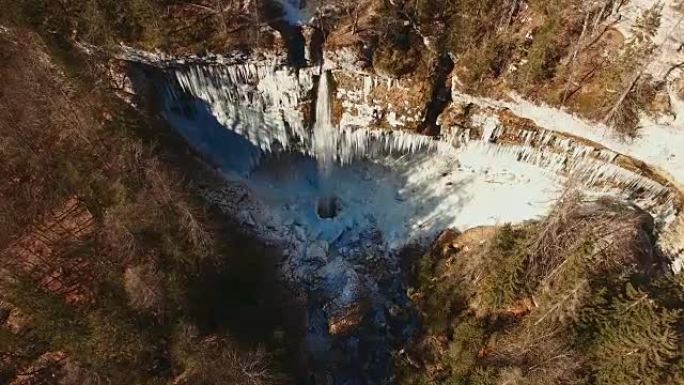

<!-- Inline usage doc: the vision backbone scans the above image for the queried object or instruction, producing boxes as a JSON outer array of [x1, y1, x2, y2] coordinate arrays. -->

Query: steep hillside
[[0, 27, 297, 385]]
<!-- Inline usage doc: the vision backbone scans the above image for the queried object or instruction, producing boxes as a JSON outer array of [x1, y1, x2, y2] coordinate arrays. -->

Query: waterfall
[[273, 0, 306, 25], [312, 71, 339, 171], [164, 61, 439, 165]]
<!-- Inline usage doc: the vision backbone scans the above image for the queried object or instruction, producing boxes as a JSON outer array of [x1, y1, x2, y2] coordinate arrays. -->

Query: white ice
[[453, 88, 684, 188], [219, 142, 561, 252]]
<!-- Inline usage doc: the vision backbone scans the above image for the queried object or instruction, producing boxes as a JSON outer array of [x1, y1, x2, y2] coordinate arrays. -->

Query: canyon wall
[[121, 45, 684, 271]]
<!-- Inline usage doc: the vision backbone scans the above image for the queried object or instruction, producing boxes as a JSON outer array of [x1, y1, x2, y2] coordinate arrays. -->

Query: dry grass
[[172, 326, 286, 385], [123, 263, 165, 314], [527, 189, 657, 285]]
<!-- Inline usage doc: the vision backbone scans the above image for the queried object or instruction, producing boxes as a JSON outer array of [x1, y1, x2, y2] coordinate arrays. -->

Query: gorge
[[117, 6, 684, 380], [2, 0, 683, 384]]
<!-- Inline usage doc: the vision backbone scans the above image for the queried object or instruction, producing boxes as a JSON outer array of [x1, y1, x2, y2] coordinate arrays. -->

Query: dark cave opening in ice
[[317, 195, 342, 219]]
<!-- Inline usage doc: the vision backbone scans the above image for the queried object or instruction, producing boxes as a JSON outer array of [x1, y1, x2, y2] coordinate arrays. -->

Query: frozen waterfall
[[164, 61, 440, 167], [312, 71, 338, 171]]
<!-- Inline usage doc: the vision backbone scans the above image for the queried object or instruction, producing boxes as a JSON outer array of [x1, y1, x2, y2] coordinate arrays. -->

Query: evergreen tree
[[578, 282, 681, 385]]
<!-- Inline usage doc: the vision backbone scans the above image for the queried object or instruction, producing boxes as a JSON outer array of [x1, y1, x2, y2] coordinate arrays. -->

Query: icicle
[[363, 76, 373, 102], [167, 61, 315, 154], [481, 119, 498, 142]]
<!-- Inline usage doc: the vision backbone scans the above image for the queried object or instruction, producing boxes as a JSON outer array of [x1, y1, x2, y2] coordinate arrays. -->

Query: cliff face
[[122, 39, 684, 264]]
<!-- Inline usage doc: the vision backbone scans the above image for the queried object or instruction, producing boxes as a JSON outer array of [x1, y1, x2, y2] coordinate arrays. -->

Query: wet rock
[[294, 225, 308, 241], [306, 240, 329, 262], [317, 259, 366, 306]]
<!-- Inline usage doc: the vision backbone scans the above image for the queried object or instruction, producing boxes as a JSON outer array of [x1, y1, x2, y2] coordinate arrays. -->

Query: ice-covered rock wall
[[442, 120, 676, 217], [158, 59, 441, 166], [169, 60, 315, 153], [325, 61, 679, 218], [331, 69, 427, 132]]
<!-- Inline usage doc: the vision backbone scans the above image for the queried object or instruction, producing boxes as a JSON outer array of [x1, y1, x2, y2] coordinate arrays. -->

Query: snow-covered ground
[[615, 0, 684, 79], [453, 88, 684, 189], [235, 146, 560, 251]]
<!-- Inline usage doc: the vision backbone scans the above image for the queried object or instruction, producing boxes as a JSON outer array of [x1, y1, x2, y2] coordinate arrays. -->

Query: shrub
[[373, 43, 422, 77], [172, 325, 284, 385]]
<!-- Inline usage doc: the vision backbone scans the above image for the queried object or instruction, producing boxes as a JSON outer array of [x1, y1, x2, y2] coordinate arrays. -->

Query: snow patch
[[614, 0, 684, 79], [453, 89, 684, 189]]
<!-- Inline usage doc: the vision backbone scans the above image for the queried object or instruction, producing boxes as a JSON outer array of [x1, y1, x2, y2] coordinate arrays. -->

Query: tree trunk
[[603, 70, 642, 124], [561, 12, 590, 105]]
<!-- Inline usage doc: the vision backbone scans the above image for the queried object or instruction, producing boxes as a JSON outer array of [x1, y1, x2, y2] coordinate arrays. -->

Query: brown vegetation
[[4, 197, 95, 305], [347, 0, 670, 138], [0, 26, 289, 385], [0, 0, 276, 54]]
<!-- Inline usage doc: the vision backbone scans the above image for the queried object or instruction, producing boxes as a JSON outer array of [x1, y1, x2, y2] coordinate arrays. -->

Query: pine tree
[[578, 282, 681, 385], [476, 224, 529, 312]]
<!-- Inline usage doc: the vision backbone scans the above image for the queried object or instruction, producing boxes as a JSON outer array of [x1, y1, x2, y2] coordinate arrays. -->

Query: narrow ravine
[[420, 54, 454, 136]]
